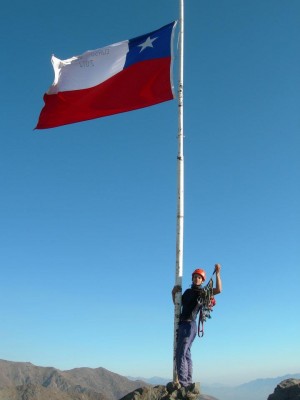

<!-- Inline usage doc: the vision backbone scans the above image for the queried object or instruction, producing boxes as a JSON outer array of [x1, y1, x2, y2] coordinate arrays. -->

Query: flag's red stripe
[[36, 57, 173, 129]]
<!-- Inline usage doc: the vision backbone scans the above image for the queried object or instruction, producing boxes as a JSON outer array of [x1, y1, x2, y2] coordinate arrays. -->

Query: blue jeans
[[176, 320, 197, 387]]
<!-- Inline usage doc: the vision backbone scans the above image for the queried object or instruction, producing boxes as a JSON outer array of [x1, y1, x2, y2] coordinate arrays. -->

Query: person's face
[[192, 273, 203, 285]]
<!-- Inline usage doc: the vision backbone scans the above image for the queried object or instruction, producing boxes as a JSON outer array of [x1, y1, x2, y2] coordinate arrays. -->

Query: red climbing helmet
[[192, 268, 206, 282]]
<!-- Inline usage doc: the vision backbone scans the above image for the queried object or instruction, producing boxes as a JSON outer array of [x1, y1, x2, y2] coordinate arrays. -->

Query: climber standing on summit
[[172, 264, 222, 388]]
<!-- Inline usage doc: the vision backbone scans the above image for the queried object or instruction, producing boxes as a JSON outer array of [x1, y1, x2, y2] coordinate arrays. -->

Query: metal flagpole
[[173, 0, 184, 383]]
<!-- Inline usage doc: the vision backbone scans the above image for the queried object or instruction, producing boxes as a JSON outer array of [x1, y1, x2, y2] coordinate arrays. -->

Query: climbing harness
[[197, 272, 216, 337]]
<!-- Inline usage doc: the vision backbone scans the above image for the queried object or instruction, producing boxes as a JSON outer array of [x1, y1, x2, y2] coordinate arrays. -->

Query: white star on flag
[[138, 36, 158, 52]]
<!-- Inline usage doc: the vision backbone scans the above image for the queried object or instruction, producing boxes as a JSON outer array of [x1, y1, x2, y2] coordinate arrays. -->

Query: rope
[[197, 273, 216, 337]]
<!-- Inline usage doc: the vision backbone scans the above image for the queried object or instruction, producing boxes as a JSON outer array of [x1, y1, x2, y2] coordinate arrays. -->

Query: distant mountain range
[[0, 359, 299, 400], [201, 374, 300, 400]]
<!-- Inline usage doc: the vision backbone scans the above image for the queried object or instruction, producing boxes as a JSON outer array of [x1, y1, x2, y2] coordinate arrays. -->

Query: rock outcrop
[[267, 379, 300, 400], [119, 382, 218, 400]]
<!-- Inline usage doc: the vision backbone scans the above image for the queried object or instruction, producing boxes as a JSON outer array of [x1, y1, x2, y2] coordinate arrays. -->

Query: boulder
[[268, 379, 300, 400]]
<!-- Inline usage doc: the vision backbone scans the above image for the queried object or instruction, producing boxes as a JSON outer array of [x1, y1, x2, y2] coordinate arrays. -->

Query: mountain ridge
[[0, 359, 147, 400], [202, 373, 300, 400]]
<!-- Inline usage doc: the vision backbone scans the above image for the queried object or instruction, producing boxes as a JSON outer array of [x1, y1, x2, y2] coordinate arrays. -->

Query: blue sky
[[0, 0, 299, 386]]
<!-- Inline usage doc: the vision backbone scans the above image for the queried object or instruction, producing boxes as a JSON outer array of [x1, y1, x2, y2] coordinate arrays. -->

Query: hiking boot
[[186, 383, 200, 394], [166, 381, 181, 393]]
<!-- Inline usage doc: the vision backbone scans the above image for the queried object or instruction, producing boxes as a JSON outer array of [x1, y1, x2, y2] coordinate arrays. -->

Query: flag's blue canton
[[124, 22, 175, 69]]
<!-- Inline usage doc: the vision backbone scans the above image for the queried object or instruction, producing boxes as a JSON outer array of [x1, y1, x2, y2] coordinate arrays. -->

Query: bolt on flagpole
[[173, 0, 184, 383]]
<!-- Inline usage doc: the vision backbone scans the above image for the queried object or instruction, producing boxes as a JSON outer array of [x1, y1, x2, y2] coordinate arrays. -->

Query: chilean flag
[[36, 22, 177, 129]]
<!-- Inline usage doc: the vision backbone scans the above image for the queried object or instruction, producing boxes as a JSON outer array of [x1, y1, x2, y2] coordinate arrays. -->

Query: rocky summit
[[119, 382, 218, 400], [267, 379, 300, 400]]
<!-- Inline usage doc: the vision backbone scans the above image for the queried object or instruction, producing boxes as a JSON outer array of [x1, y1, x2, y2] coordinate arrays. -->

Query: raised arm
[[213, 263, 222, 295]]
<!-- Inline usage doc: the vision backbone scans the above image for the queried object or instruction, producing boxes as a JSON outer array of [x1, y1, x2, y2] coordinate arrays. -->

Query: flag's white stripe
[[48, 40, 129, 94]]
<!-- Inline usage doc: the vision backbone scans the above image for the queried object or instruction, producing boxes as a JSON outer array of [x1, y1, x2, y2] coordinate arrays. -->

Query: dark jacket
[[180, 285, 203, 321]]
